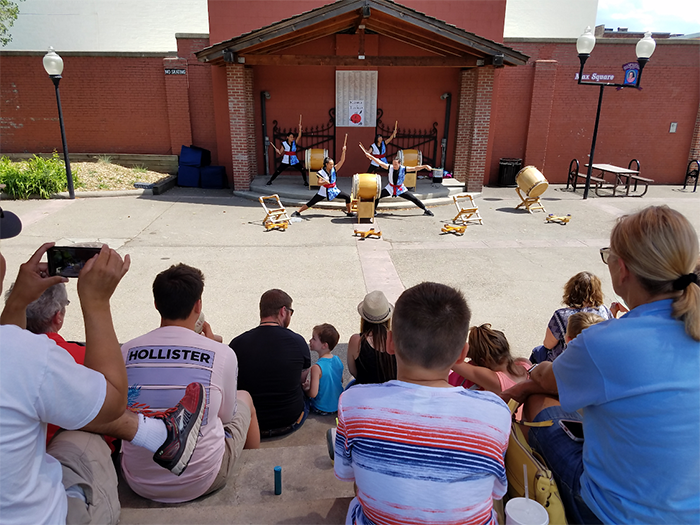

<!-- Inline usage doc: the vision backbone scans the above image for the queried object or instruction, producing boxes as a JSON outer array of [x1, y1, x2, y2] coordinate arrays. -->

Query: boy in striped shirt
[[334, 282, 511, 525]]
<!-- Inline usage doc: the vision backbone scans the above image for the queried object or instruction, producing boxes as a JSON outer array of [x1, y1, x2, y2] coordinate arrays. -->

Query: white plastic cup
[[505, 497, 549, 525]]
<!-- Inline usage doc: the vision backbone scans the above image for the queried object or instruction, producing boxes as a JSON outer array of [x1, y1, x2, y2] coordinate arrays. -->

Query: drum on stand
[[514, 166, 548, 213], [352, 173, 382, 201], [305, 148, 328, 187], [352, 173, 382, 222], [516, 166, 548, 198], [432, 168, 444, 184], [396, 149, 422, 167], [396, 149, 422, 190]]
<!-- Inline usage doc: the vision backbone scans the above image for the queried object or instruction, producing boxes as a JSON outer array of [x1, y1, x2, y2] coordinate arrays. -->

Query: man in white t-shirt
[[0, 208, 206, 525], [121, 263, 260, 502]]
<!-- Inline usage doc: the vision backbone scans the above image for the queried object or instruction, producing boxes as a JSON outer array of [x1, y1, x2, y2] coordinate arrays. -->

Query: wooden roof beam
[[235, 54, 480, 67]]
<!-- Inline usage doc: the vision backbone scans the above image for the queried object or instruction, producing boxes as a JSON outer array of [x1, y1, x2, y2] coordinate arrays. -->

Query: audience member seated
[[450, 323, 530, 393], [564, 311, 604, 343], [0, 222, 204, 524], [304, 323, 344, 415], [7, 282, 120, 450], [346, 290, 397, 384], [504, 206, 700, 524], [121, 264, 260, 503], [229, 289, 310, 437], [530, 271, 613, 363], [335, 282, 511, 524]]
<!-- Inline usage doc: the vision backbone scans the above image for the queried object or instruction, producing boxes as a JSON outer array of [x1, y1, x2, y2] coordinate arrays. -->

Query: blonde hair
[[610, 206, 700, 341], [566, 312, 605, 341]]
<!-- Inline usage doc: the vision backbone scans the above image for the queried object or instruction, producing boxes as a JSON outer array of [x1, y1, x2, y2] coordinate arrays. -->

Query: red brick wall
[[226, 64, 257, 190], [524, 60, 557, 168], [208, 0, 506, 45], [163, 57, 193, 154], [491, 40, 700, 185], [1, 40, 219, 174], [454, 67, 495, 192], [0, 54, 173, 154], [690, 105, 700, 163], [177, 36, 219, 165]]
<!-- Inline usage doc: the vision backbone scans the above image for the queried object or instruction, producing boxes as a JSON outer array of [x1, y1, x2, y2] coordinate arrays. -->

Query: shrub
[[0, 153, 80, 199]]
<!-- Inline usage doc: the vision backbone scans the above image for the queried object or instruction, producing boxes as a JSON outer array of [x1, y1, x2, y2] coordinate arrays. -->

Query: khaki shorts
[[48, 430, 120, 525], [203, 400, 252, 496]]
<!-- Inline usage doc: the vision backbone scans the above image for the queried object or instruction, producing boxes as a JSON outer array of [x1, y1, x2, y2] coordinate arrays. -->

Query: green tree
[[0, 0, 23, 47]]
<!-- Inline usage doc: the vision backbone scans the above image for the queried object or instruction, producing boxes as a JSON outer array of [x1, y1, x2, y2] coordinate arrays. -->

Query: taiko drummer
[[268, 115, 308, 186], [359, 143, 434, 216], [293, 136, 353, 218], [367, 121, 398, 173]]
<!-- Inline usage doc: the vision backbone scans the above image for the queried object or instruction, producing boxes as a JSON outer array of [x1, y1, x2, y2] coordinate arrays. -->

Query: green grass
[[132, 164, 149, 174], [96, 155, 113, 164], [0, 153, 80, 199]]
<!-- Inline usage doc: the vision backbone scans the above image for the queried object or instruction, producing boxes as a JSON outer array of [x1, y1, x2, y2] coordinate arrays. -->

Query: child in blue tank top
[[304, 323, 344, 414]]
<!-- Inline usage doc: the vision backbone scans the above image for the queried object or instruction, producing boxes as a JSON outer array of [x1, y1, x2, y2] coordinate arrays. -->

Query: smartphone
[[47, 246, 101, 278], [559, 419, 584, 442]]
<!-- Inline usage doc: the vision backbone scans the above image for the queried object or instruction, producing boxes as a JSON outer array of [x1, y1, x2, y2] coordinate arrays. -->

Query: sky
[[596, 0, 700, 35]]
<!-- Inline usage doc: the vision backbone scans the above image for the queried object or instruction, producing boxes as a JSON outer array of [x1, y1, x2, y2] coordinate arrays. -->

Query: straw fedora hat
[[357, 290, 393, 324]]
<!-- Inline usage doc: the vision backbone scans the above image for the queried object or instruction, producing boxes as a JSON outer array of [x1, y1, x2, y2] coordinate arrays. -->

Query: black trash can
[[498, 158, 522, 187]]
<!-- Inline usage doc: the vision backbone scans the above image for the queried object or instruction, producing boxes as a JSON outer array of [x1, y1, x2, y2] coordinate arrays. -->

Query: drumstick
[[343, 134, 348, 148]]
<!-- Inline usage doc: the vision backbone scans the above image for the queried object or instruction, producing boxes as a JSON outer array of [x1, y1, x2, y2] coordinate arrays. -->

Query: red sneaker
[[152, 382, 206, 476]]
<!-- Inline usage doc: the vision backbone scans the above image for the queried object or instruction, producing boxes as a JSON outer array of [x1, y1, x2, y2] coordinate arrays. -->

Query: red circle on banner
[[350, 113, 362, 124]]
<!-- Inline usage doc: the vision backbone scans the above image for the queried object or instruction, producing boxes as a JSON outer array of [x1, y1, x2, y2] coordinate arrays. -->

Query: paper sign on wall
[[349, 100, 364, 126], [336, 71, 377, 127]]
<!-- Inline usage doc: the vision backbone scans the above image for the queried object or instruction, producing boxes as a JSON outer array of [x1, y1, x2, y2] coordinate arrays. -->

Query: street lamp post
[[43, 47, 75, 199], [576, 28, 656, 199]]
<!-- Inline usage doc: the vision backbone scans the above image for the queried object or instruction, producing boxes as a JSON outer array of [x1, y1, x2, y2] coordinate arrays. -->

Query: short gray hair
[[5, 282, 69, 334]]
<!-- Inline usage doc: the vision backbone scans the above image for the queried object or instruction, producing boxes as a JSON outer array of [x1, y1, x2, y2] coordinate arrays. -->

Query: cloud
[[597, 0, 700, 33]]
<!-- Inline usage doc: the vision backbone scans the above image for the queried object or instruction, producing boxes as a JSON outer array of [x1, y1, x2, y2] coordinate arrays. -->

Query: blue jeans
[[528, 406, 602, 525]]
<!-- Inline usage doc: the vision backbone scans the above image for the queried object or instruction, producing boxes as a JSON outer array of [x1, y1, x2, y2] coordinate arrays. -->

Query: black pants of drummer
[[304, 191, 352, 208], [375, 189, 427, 211], [269, 161, 307, 183]]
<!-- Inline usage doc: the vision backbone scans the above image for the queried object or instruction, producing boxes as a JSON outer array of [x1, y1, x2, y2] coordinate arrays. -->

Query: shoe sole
[[326, 428, 335, 461], [171, 386, 206, 476]]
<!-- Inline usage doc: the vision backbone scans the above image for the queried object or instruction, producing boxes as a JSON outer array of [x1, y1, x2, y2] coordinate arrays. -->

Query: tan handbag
[[505, 399, 568, 524]]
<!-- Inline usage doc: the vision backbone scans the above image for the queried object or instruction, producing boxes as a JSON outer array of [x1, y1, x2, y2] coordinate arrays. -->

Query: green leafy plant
[[0, 153, 79, 199], [0, 0, 23, 47]]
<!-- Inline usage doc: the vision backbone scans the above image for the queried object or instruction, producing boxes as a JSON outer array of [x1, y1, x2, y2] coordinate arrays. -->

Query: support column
[[453, 67, 494, 192], [524, 60, 558, 170], [163, 57, 192, 155], [226, 64, 256, 190]]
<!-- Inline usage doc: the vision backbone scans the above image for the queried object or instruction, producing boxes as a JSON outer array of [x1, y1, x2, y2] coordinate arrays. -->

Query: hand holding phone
[[47, 246, 102, 278]]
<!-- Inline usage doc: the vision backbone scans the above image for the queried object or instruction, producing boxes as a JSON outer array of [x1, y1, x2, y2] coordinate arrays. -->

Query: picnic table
[[584, 163, 653, 197]]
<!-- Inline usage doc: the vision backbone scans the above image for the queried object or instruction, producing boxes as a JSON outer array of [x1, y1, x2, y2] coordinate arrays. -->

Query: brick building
[[1, 0, 698, 190]]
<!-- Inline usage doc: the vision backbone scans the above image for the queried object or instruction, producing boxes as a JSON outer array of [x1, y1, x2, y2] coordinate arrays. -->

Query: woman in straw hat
[[347, 291, 397, 384], [505, 205, 700, 524]]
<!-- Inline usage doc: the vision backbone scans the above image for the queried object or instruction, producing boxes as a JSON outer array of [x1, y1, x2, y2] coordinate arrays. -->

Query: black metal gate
[[271, 109, 336, 168], [374, 108, 439, 166]]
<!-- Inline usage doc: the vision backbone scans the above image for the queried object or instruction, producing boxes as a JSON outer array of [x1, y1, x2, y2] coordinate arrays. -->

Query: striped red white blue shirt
[[335, 380, 510, 525]]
